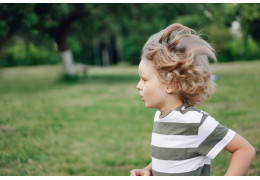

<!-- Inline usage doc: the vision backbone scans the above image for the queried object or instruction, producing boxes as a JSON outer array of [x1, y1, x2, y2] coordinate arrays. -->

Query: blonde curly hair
[[141, 23, 217, 106]]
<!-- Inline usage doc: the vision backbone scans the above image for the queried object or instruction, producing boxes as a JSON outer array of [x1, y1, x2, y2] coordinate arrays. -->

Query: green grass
[[0, 61, 259, 175]]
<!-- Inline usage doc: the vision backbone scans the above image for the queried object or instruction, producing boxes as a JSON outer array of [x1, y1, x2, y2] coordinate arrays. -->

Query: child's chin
[[144, 103, 150, 108], [145, 103, 154, 108]]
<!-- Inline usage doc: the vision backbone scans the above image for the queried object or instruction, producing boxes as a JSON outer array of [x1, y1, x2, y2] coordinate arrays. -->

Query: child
[[130, 23, 255, 176]]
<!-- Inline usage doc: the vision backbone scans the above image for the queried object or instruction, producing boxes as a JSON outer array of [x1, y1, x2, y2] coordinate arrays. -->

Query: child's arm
[[224, 134, 255, 176], [130, 162, 152, 176]]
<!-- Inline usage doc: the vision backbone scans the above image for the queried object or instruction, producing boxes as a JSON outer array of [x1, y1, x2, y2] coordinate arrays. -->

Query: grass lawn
[[0, 61, 259, 175]]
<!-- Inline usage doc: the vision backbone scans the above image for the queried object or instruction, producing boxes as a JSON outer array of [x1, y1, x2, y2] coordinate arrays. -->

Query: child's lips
[[139, 94, 144, 101]]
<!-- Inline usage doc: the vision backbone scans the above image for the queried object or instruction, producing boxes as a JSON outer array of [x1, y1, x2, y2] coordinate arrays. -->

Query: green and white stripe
[[151, 104, 236, 176]]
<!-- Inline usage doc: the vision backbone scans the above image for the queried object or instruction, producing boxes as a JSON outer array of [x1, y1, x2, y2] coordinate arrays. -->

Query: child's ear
[[166, 84, 175, 94]]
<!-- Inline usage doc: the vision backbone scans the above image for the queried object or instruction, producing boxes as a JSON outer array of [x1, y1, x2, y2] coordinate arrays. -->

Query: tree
[[0, 4, 90, 79], [238, 4, 260, 46], [0, 4, 33, 53], [32, 4, 90, 78], [1, 3, 259, 68]]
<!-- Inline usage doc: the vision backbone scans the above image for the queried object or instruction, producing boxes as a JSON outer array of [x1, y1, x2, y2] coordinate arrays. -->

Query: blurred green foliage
[[0, 3, 260, 67], [0, 39, 58, 67], [229, 38, 260, 61]]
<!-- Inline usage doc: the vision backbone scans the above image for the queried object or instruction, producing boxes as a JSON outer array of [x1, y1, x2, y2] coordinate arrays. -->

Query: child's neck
[[159, 95, 183, 115]]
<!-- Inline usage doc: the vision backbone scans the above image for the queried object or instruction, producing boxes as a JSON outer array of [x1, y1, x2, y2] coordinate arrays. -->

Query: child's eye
[[142, 78, 147, 82]]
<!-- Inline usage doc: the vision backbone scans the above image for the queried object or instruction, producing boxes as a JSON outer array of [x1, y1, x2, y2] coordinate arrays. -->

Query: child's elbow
[[247, 144, 256, 160], [244, 144, 256, 161]]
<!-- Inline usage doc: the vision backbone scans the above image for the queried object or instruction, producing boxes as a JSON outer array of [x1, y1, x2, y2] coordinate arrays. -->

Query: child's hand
[[130, 169, 151, 176]]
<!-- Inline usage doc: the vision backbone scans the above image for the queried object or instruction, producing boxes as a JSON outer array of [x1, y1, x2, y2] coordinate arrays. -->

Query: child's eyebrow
[[140, 74, 148, 80], [139, 74, 146, 79]]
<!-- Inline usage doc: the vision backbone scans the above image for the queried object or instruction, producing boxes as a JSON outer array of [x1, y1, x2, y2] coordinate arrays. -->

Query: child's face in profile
[[137, 59, 168, 110]]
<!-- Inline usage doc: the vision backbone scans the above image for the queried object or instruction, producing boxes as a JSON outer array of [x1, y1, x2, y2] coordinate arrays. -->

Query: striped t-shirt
[[151, 104, 236, 176]]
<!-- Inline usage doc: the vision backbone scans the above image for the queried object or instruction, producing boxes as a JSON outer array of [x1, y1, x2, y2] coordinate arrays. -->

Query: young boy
[[130, 24, 255, 176]]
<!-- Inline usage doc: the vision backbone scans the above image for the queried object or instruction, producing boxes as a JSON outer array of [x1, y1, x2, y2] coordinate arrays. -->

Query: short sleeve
[[197, 115, 236, 159]]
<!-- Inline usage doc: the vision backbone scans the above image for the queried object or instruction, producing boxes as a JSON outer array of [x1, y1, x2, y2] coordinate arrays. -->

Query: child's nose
[[136, 81, 142, 90]]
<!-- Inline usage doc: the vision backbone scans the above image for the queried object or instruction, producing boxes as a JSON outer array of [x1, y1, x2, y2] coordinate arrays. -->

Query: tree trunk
[[0, 38, 8, 57], [102, 28, 110, 66], [52, 5, 89, 78], [93, 39, 101, 65], [60, 49, 76, 77], [102, 46, 109, 66], [116, 32, 123, 63], [55, 27, 77, 78]]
